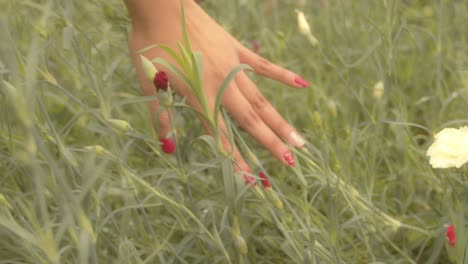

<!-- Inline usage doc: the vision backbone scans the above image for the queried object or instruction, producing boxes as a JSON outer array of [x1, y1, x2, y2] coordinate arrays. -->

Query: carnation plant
[[0, 0, 467, 263]]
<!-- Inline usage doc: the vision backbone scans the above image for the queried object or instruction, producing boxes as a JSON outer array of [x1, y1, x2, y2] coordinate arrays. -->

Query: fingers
[[151, 102, 176, 154], [220, 82, 296, 167], [234, 41, 309, 88], [236, 72, 305, 149], [191, 98, 256, 186], [217, 118, 257, 186]]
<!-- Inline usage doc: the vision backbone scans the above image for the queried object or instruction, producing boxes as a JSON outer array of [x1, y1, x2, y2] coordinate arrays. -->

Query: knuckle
[[240, 108, 262, 130], [268, 136, 281, 150], [251, 91, 269, 111], [281, 70, 292, 82], [255, 57, 272, 74], [221, 139, 234, 153]]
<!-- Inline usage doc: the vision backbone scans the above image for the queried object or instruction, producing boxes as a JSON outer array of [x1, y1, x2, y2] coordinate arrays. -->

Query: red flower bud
[[160, 137, 176, 154], [446, 224, 456, 247], [259, 172, 271, 188], [153, 71, 169, 91]]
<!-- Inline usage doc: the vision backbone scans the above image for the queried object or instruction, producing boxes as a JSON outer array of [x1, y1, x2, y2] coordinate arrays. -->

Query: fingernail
[[160, 137, 176, 154], [283, 151, 295, 167], [245, 175, 257, 186], [294, 76, 309, 87], [259, 172, 271, 188], [243, 168, 257, 186], [289, 131, 305, 147]]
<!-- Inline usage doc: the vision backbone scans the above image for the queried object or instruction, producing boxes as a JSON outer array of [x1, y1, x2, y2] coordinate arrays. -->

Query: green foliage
[[1, 0, 467, 263]]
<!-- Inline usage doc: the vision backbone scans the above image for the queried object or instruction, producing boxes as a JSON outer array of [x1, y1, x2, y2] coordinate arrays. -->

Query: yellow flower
[[107, 118, 133, 133], [426, 126, 468, 168]]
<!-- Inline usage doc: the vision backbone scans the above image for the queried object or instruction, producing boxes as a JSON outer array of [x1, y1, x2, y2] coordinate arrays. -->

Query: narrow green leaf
[[112, 94, 159, 109], [176, 42, 193, 76], [425, 228, 445, 264], [180, 0, 192, 50], [220, 110, 236, 157], [213, 64, 252, 128], [192, 51, 203, 89], [197, 135, 218, 156], [137, 44, 159, 53], [221, 159, 235, 210], [158, 45, 186, 71]]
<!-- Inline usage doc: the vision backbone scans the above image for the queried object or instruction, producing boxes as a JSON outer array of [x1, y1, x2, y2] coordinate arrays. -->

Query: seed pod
[[232, 216, 241, 236], [233, 235, 248, 255], [107, 118, 132, 133], [78, 211, 96, 243], [231, 217, 248, 254], [140, 55, 157, 82], [84, 145, 109, 155], [327, 100, 338, 118], [373, 81, 384, 101], [39, 68, 58, 85], [252, 185, 265, 199], [312, 111, 322, 130], [265, 188, 283, 209], [2, 81, 32, 128]]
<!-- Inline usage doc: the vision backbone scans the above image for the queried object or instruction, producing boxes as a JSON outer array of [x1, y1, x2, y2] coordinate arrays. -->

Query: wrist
[[124, 0, 195, 31]]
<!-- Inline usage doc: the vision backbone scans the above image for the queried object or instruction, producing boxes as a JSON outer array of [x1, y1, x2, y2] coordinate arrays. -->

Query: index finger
[[234, 41, 310, 89]]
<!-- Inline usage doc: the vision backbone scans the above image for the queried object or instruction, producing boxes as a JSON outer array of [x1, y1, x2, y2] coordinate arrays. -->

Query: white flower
[[295, 10, 319, 47], [426, 126, 468, 168], [296, 10, 310, 35], [373, 81, 384, 100]]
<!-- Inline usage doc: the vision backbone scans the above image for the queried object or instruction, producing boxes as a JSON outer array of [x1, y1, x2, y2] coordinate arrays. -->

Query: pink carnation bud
[[446, 224, 456, 247], [153, 71, 169, 91], [259, 172, 271, 188]]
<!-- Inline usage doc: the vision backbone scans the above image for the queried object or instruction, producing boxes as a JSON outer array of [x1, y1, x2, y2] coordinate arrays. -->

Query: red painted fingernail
[[160, 137, 176, 154], [283, 151, 295, 167], [447, 224, 456, 247], [294, 76, 309, 87], [243, 168, 257, 186], [245, 175, 257, 186], [259, 172, 271, 188]]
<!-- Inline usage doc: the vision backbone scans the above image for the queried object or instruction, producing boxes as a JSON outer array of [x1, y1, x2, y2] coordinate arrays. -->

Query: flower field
[[1, 0, 467, 263]]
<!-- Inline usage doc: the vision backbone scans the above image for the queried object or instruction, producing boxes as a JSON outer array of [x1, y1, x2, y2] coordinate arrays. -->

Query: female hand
[[125, 0, 308, 182]]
